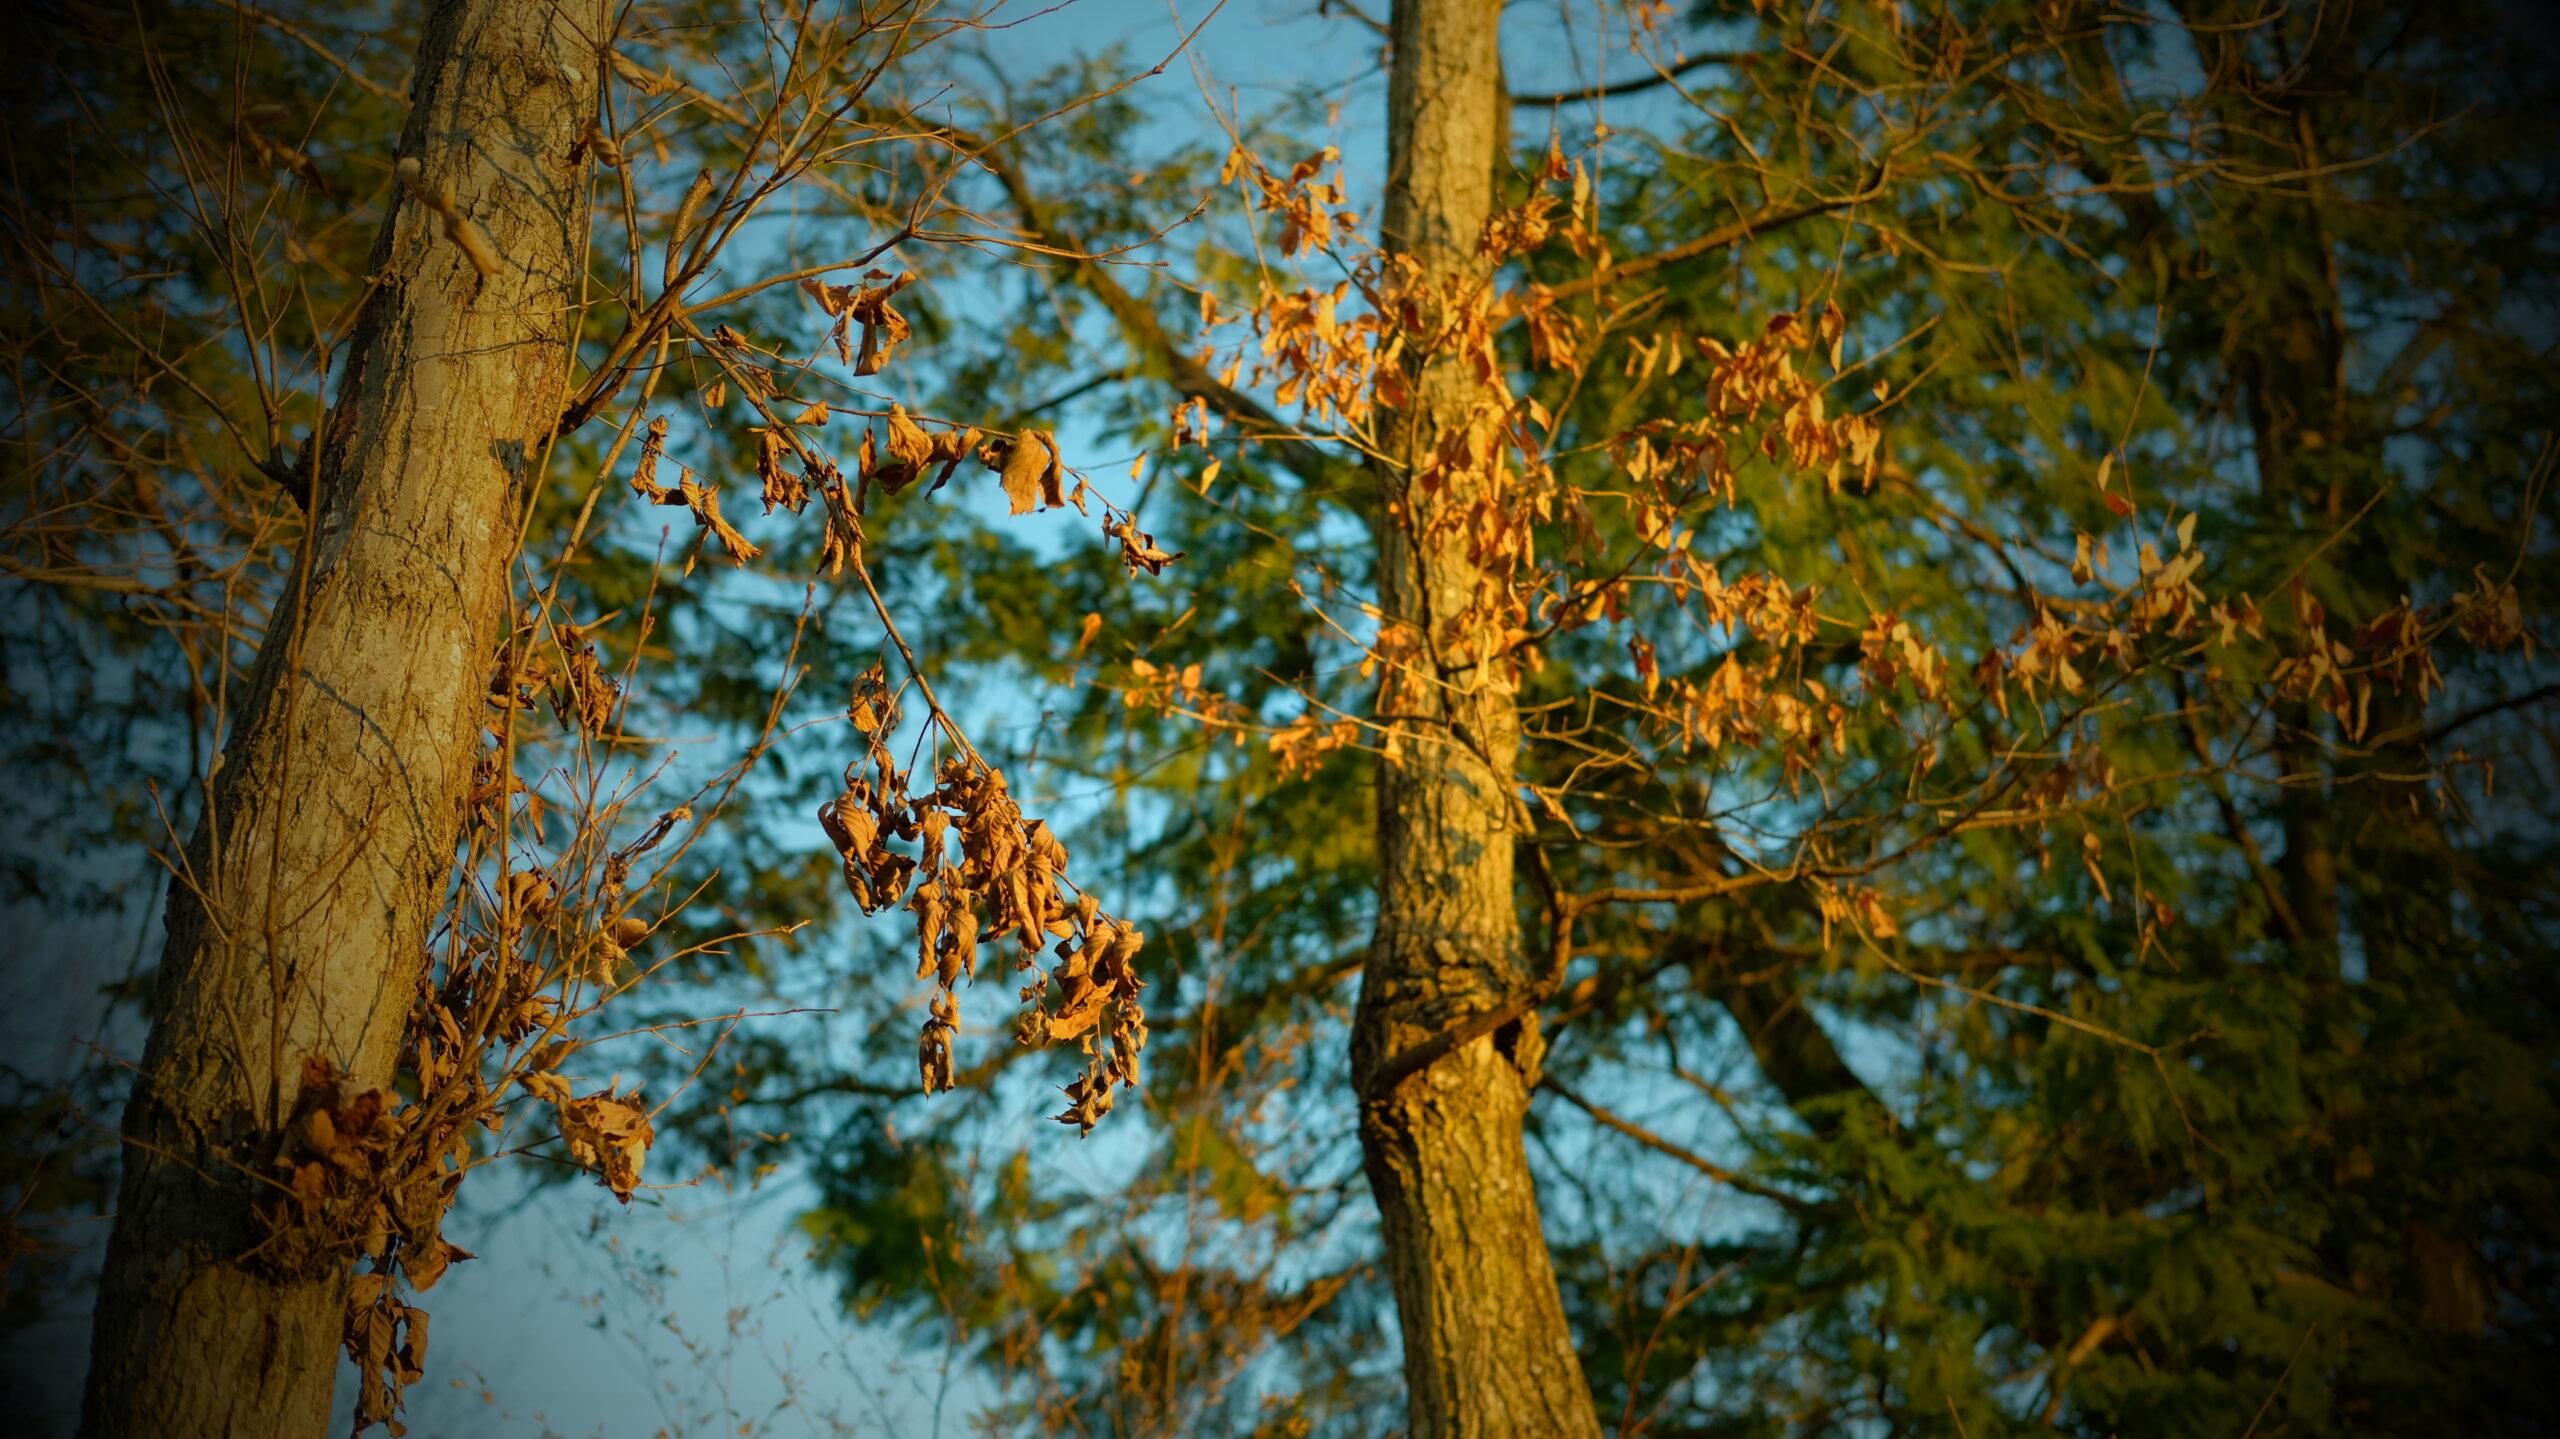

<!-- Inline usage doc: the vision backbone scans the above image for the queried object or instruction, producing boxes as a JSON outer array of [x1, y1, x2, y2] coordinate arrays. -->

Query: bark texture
[[81, 5, 594, 1434], [1350, 2, 1602, 1434]]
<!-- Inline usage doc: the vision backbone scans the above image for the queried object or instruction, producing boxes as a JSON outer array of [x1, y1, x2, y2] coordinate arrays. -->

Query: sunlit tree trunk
[[80, 3, 593, 1433], [1350, 1, 1603, 1434]]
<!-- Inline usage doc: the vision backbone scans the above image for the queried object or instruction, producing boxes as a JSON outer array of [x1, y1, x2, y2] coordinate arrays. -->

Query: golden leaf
[[886, 405, 934, 469], [994, 430, 1055, 515], [1104, 516, 1183, 576], [558, 1089, 655, 1203], [847, 273, 916, 375]]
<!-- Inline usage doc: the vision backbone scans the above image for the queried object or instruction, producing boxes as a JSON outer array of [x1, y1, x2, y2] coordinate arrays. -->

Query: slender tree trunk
[[81, 4, 593, 1434], [1350, 2, 1602, 1434], [2236, 297, 2344, 957]]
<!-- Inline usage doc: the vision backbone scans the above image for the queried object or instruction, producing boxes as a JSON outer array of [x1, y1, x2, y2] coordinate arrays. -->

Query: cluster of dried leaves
[[246, 588, 718, 1435], [253, 1039, 642, 1436], [818, 668, 1149, 1132], [1122, 128, 2535, 956], [613, 215, 1182, 1148]]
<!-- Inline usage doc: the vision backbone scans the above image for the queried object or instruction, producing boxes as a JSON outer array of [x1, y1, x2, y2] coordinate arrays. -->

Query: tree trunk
[[80, 4, 593, 1434], [1350, 2, 1602, 1435]]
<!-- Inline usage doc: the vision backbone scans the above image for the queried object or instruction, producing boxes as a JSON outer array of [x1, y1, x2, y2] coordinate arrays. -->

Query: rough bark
[[1349, 2, 1603, 1435], [80, 4, 594, 1434]]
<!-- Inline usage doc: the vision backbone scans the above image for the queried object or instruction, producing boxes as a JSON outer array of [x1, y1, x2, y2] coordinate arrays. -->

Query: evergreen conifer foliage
[[790, 2, 2559, 1435], [1, 0, 2552, 1435]]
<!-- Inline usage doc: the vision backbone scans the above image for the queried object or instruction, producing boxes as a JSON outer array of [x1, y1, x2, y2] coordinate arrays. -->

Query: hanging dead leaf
[[926, 423, 979, 492], [637, 452, 762, 565], [550, 622, 619, 730], [920, 989, 958, 1094], [1104, 516, 1183, 576], [886, 405, 934, 468], [756, 428, 810, 514], [557, 1088, 655, 1203], [847, 272, 915, 375], [860, 426, 919, 496], [400, 1237, 473, 1293], [986, 430, 1058, 515]]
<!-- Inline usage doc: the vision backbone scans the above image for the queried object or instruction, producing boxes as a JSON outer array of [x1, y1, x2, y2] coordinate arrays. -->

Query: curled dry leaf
[[631, 416, 762, 564], [595, 913, 653, 977], [815, 734, 1148, 1132], [555, 1087, 655, 1203], [1103, 515, 1183, 577], [501, 871, 555, 931], [981, 429, 1064, 515], [920, 989, 959, 1094], [756, 427, 810, 514], [344, 1274, 430, 1437], [817, 471, 864, 576], [550, 622, 619, 731], [2456, 569, 2532, 656], [861, 404, 942, 497], [845, 662, 894, 733], [1170, 395, 1212, 450], [887, 405, 934, 469], [924, 423, 979, 494], [800, 270, 915, 373]]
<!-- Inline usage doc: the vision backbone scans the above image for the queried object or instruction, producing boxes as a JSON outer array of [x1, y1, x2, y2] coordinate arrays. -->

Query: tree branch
[[1510, 52, 1753, 107], [1536, 168, 1886, 303], [914, 114, 1352, 490], [1666, 936, 1884, 1140], [2422, 683, 2560, 746], [1359, 993, 1543, 1104], [1541, 1075, 1807, 1208]]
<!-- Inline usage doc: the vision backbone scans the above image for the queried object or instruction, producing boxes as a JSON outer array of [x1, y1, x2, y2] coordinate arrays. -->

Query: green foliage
[[7, 1, 2552, 1433], [766, 3, 2560, 1436]]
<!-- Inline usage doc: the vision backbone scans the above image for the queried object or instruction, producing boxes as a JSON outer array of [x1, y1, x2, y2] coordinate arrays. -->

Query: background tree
[[779, 2, 2560, 1436], [1352, 0, 1603, 1430]]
